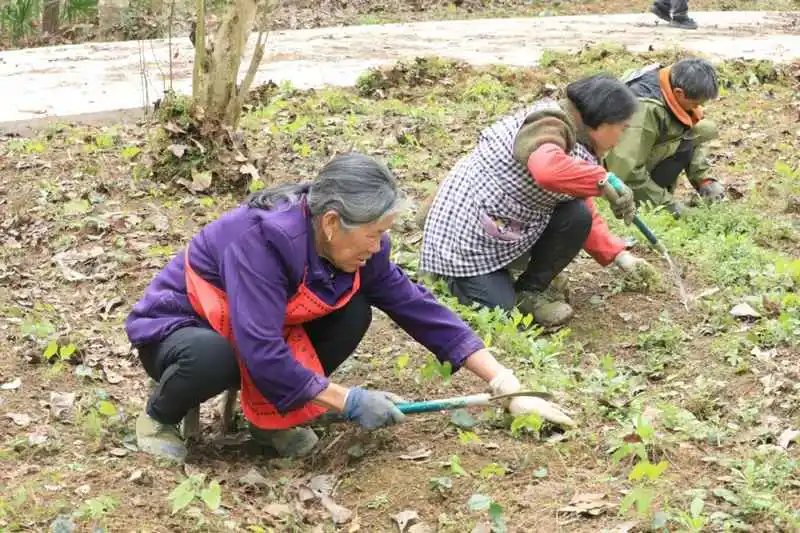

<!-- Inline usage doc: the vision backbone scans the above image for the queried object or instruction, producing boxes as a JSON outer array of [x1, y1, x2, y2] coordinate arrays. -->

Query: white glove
[[614, 250, 653, 274], [489, 367, 575, 427]]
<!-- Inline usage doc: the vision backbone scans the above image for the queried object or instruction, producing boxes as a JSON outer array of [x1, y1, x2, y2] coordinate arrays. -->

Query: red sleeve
[[582, 198, 626, 266], [527, 143, 605, 197]]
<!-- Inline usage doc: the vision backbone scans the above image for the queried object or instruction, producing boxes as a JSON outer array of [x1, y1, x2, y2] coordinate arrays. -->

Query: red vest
[[184, 247, 360, 429]]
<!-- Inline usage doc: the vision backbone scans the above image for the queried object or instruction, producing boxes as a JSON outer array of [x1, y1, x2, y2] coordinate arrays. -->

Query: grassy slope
[[0, 47, 799, 532]]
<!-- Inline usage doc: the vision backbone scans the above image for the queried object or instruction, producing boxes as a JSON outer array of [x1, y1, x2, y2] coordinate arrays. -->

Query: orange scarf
[[659, 67, 703, 127]]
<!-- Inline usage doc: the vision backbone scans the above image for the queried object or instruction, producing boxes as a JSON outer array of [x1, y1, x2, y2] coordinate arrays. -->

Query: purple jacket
[[125, 199, 484, 413]]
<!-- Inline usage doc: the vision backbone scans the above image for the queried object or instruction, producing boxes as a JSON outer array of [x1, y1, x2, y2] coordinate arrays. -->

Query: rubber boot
[[516, 285, 575, 327], [249, 425, 319, 458], [136, 410, 188, 463]]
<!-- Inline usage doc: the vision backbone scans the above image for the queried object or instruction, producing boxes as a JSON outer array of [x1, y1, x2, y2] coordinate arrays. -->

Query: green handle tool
[[599, 172, 665, 253], [396, 391, 553, 415]]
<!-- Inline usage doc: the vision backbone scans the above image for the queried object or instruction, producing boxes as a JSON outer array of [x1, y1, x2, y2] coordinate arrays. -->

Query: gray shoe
[[649, 4, 671, 22], [670, 14, 698, 29], [249, 426, 319, 458], [517, 288, 575, 327], [136, 410, 188, 463]]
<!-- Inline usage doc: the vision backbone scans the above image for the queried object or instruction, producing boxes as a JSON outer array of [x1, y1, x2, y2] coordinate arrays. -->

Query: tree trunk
[[202, 0, 259, 125], [98, 0, 129, 35], [42, 0, 60, 34]]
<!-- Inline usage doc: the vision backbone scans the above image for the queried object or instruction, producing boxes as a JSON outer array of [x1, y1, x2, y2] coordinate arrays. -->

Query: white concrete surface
[[1, 11, 798, 124]]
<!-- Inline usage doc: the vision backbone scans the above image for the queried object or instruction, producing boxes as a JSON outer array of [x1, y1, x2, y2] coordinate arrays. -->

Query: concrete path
[[1, 11, 798, 130]]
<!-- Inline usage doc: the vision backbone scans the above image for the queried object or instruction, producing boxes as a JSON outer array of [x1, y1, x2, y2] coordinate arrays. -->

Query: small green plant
[[394, 353, 410, 376], [74, 495, 118, 522], [365, 494, 389, 509], [168, 474, 222, 515], [467, 493, 506, 533], [429, 476, 453, 496], [510, 413, 543, 438], [20, 318, 55, 340], [43, 340, 76, 362], [0, 0, 39, 42], [457, 429, 481, 445], [418, 355, 452, 384], [479, 463, 507, 479], [610, 413, 656, 463], [121, 146, 142, 160], [448, 455, 469, 477], [620, 459, 669, 518], [671, 497, 708, 532]]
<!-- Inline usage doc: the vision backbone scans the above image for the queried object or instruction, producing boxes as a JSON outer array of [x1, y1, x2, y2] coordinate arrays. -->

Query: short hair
[[669, 58, 719, 101]]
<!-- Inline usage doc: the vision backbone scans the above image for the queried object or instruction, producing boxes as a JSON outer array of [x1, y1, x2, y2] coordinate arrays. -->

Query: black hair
[[566, 73, 638, 129]]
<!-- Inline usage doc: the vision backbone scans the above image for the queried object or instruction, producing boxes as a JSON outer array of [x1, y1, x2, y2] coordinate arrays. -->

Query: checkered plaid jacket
[[420, 100, 598, 278]]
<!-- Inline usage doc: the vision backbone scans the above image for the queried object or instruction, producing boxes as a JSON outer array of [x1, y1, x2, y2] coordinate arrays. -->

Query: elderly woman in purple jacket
[[125, 153, 573, 462]]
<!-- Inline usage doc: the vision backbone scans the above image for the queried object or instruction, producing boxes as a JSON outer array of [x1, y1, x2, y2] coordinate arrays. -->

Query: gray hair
[[246, 152, 400, 228], [670, 58, 719, 101]]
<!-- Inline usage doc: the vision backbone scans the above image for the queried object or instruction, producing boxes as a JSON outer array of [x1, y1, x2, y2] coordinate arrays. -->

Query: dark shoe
[[670, 15, 698, 29], [649, 4, 671, 22]]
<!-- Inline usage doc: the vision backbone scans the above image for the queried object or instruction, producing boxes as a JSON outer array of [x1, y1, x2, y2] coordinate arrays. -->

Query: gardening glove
[[343, 387, 406, 430], [614, 250, 654, 275], [599, 175, 636, 225], [697, 179, 725, 202], [664, 200, 686, 219], [489, 366, 575, 427]]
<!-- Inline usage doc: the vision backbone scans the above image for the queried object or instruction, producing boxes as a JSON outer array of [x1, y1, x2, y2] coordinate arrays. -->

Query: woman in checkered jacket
[[417, 74, 656, 327]]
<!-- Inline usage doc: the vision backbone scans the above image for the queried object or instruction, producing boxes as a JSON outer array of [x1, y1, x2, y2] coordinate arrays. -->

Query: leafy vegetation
[[1, 45, 799, 530]]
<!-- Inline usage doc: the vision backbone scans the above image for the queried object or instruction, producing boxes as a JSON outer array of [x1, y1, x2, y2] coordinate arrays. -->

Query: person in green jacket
[[605, 58, 723, 218]]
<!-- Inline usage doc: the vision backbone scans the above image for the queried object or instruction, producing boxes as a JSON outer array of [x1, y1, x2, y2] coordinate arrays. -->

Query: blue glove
[[343, 387, 406, 430]]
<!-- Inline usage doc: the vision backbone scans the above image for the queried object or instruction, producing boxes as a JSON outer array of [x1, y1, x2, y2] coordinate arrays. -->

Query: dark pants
[[651, 137, 694, 190], [654, 0, 689, 16], [446, 199, 593, 312], [138, 293, 372, 424]]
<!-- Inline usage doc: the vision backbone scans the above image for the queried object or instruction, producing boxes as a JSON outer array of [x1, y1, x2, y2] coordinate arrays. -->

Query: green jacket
[[604, 68, 717, 207]]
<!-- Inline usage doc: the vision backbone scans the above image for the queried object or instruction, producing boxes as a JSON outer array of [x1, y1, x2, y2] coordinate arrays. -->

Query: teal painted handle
[[397, 393, 492, 414], [605, 172, 660, 247]]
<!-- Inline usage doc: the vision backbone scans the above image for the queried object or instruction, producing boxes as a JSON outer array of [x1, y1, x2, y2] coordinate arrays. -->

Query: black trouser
[[653, 0, 689, 16], [138, 293, 372, 425], [446, 199, 593, 311], [651, 137, 694, 191]]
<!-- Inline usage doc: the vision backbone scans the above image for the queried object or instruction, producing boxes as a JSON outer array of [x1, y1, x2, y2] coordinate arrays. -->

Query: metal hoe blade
[[489, 390, 554, 401]]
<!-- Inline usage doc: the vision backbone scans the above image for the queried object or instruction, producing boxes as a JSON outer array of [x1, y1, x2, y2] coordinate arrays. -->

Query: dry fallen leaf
[[168, 144, 189, 158], [6, 412, 32, 426], [264, 503, 292, 518], [320, 494, 352, 524], [730, 303, 761, 319], [309, 474, 336, 497], [558, 493, 613, 517], [398, 448, 432, 461], [393, 509, 420, 532], [239, 468, 271, 488], [240, 163, 260, 180], [471, 524, 491, 533], [49, 392, 76, 421], [102, 365, 124, 384], [1, 377, 21, 390], [614, 520, 639, 532], [408, 524, 433, 533], [777, 428, 800, 449]]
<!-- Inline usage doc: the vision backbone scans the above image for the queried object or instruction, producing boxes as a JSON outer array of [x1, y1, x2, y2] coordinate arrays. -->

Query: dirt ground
[[270, 0, 799, 29], [1, 50, 799, 532], [3, 0, 798, 50]]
